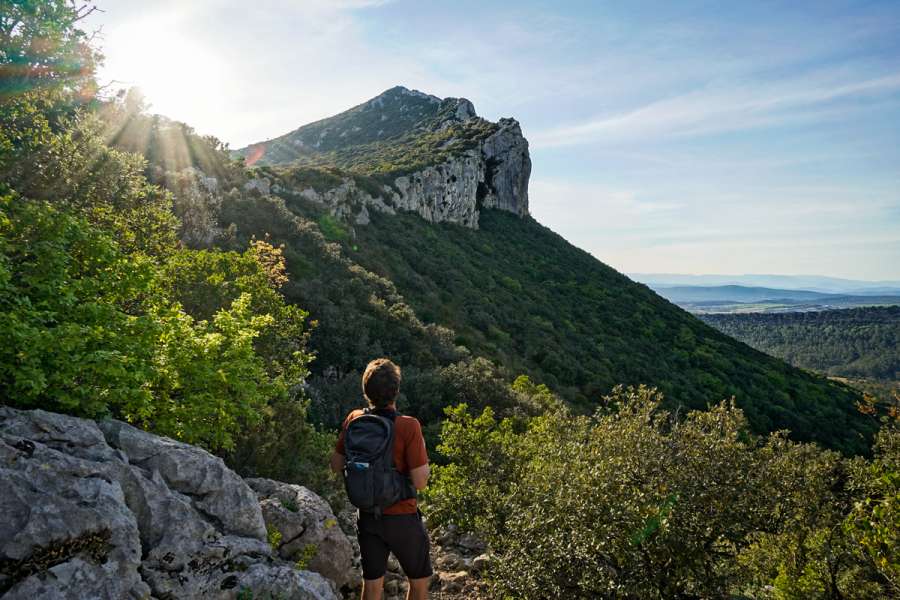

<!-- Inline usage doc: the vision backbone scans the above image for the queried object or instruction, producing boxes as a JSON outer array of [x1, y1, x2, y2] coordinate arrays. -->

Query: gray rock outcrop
[[244, 177, 272, 196], [247, 478, 356, 590], [270, 115, 530, 231], [240, 87, 531, 230], [391, 153, 483, 228], [0, 407, 341, 600], [479, 118, 531, 217]]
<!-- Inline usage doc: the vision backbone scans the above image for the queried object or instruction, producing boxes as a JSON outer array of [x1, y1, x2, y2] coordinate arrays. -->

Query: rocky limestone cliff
[[388, 115, 530, 228], [0, 407, 351, 600], [239, 86, 531, 230]]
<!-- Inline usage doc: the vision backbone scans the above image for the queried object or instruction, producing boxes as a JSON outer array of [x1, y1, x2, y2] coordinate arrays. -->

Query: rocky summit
[[0, 407, 351, 600], [236, 86, 531, 229]]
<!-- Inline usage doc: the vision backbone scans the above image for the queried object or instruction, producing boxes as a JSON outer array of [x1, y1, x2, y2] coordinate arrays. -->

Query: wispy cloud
[[531, 72, 900, 149]]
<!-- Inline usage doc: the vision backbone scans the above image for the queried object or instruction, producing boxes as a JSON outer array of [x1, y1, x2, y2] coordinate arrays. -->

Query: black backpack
[[343, 408, 416, 516]]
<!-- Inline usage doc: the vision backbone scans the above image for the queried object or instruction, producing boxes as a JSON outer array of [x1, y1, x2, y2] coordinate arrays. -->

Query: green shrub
[[845, 428, 900, 590], [316, 213, 349, 242], [426, 386, 894, 599], [0, 194, 157, 417]]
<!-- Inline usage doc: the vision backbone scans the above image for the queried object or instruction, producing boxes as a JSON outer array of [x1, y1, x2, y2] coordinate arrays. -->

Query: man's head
[[362, 358, 401, 409]]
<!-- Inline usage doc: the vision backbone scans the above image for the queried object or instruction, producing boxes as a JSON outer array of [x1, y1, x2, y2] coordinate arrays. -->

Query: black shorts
[[357, 511, 433, 580]]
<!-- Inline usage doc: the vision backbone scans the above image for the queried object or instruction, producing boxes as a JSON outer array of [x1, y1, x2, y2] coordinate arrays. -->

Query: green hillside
[[223, 87, 877, 454], [702, 307, 900, 381], [349, 209, 873, 450], [7, 58, 871, 452], [235, 185, 872, 453]]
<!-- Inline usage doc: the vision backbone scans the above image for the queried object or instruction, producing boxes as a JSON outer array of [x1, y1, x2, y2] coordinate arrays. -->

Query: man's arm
[[405, 418, 430, 490], [329, 451, 345, 474], [409, 463, 430, 490], [331, 413, 350, 474]]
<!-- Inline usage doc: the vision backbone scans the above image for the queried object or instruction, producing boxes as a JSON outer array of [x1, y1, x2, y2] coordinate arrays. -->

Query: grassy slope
[[345, 209, 874, 453]]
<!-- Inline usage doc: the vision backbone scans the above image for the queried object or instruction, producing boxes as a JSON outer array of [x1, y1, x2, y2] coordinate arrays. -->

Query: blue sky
[[89, 0, 900, 279]]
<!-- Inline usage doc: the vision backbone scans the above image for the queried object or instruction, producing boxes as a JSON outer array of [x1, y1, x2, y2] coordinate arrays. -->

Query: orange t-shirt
[[335, 409, 429, 515]]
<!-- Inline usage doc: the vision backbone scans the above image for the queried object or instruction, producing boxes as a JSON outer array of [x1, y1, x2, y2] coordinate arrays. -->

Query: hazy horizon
[[86, 0, 900, 280], [630, 272, 900, 283]]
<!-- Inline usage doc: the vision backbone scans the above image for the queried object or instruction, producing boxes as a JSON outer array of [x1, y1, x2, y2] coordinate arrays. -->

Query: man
[[330, 358, 432, 600]]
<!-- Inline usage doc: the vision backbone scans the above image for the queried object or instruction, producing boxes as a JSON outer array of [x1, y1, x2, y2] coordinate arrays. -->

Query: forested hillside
[[88, 77, 860, 452], [283, 202, 871, 452], [227, 87, 874, 454], [0, 56, 875, 457], [702, 307, 900, 381]]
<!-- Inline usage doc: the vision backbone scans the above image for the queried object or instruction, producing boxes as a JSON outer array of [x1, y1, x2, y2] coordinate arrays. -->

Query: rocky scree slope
[[236, 86, 530, 229], [0, 406, 353, 600]]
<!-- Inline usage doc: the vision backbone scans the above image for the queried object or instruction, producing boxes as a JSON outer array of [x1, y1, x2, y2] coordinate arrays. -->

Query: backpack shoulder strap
[[370, 407, 400, 422]]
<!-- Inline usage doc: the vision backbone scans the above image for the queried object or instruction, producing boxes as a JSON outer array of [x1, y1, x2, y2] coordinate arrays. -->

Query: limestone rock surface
[[239, 86, 531, 230], [0, 407, 339, 600], [247, 478, 356, 589]]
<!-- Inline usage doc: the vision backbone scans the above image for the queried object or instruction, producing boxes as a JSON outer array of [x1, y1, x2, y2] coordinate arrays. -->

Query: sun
[[100, 17, 227, 132]]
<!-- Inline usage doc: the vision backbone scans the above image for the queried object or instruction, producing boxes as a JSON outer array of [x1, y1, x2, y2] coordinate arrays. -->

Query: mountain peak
[[372, 85, 441, 106], [237, 86, 530, 228], [240, 85, 448, 160], [377, 86, 478, 121]]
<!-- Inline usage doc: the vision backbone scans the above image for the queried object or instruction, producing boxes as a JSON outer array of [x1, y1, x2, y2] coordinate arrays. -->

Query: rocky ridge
[[242, 86, 444, 159], [0, 407, 351, 600], [238, 86, 531, 230]]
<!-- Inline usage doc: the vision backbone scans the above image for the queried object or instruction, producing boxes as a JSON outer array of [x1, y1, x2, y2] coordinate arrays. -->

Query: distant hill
[[649, 284, 900, 314], [633, 273, 900, 295], [702, 307, 900, 383], [653, 285, 833, 303]]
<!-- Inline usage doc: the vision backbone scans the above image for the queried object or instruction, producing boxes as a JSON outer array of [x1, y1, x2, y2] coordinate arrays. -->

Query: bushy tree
[[0, 193, 306, 452], [0, 91, 178, 256], [0, 0, 333, 498], [426, 386, 895, 599], [0, 0, 100, 98], [845, 428, 900, 593], [0, 193, 157, 416]]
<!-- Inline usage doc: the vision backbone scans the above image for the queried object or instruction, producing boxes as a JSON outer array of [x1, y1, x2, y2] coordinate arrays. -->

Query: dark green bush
[[425, 386, 894, 599]]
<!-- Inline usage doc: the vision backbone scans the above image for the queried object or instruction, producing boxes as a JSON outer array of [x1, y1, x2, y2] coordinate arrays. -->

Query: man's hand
[[329, 451, 345, 474]]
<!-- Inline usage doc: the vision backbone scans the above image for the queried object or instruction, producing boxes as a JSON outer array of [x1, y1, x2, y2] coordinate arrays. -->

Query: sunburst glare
[[100, 15, 227, 134]]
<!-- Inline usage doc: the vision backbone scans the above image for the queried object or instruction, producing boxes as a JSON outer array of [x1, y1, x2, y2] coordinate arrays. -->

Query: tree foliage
[[0, 193, 157, 417], [0, 0, 100, 98], [0, 1, 329, 490], [426, 386, 897, 599]]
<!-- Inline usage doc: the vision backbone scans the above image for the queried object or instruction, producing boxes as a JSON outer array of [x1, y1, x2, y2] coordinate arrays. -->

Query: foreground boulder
[[0, 407, 339, 600]]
